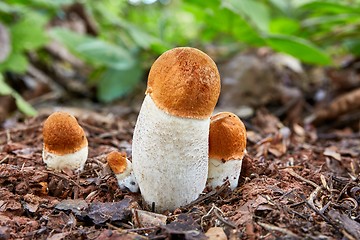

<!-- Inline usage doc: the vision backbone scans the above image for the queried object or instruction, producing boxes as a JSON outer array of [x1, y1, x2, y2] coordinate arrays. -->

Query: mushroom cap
[[209, 112, 246, 161], [43, 112, 88, 155], [106, 151, 127, 174], [146, 47, 221, 119]]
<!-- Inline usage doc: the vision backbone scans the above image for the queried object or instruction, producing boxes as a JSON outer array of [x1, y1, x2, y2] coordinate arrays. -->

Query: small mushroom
[[132, 47, 221, 212], [106, 151, 138, 193], [42, 112, 88, 171], [208, 112, 246, 190]]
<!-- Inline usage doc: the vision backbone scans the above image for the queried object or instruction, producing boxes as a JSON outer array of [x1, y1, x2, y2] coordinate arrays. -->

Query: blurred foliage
[[0, 74, 37, 116], [1, 0, 360, 112]]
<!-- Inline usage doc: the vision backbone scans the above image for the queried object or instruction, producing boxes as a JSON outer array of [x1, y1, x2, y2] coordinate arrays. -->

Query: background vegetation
[[1, 0, 360, 114]]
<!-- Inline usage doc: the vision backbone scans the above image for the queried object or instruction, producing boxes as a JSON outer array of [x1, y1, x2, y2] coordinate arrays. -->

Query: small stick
[[46, 171, 82, 188], [283, 168, 320, 188], [308, 186, 322, 209], [299, 194, 339, 231], [213, 208, 236, 229], [183, 182, 230, 208], [106, 222, 159, 232], [0, 155, 9, 164], [257, 222, 301, 239]]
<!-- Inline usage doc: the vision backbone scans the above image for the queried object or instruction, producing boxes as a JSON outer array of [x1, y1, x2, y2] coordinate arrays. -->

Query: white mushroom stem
[[132, 95, 209, 212], [42, 145, 88, 171], [114, 159, 139, 193], [207, 158, 242, 190]]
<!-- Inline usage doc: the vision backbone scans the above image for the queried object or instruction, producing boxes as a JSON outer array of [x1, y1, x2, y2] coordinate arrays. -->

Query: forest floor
[[0, 96, 359, 240]]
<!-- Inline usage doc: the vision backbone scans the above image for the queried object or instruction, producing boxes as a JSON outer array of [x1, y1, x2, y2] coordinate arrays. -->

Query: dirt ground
[[0, 98, 359, 240]]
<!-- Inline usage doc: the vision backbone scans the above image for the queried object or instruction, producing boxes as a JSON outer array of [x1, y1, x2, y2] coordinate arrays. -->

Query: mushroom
[[132, 47, 221, 212], [208, 112, 246, 190], [42, 112, 88, 171], [106, 151, 139, 193]]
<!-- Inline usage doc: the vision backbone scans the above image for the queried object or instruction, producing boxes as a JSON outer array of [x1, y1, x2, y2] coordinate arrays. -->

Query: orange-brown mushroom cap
[[106, 151, 127, 174], [146, 47, 221, 119], [209, 112, 246, 161], [43, 112, 88, 155]]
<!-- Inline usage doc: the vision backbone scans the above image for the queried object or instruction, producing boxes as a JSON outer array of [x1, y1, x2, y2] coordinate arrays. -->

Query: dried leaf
[[162, 214, 206, 240], [133, 209, 167, 228], [86, 198, 134, 225], [55, 199, 88, 216], [324, 147, 342, 161], [205, 227, 227, 240], [313, 88, 360, 123]]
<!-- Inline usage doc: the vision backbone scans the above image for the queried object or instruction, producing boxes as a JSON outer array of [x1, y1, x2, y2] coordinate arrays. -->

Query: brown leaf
[[313, 88, 360, 123], [55, 199, 88, 217], [133, 209, 167, 228], [324, 147, 342, 161], [162, 214, 207, 240], [86, 198, 135, 225], [205, 227, 227, 240]]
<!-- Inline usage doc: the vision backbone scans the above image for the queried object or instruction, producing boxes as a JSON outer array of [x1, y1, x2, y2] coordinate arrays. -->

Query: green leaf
[[302, 14, 360, 27], [300, 1, 360, 14], [97, 64, 143, 102], [0, 52, 28, 73], [11, 12, 48, 52], [0, 74, 37, 116], [268, 0, 293, 14], [344, 39, 360, 56], [13, 93, 37, 116], [0, 75, 12, 95], [270, 18, 300, 35], [0, 2, 22, 13], [222, 0, 270, 32], [265, 34, 331, 65], [118, 21, 161, 49], [49, 28, 135, 70]]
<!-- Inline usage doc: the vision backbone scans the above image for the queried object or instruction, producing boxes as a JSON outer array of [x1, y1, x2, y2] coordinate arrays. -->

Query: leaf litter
[[0, 107, 358, 240]]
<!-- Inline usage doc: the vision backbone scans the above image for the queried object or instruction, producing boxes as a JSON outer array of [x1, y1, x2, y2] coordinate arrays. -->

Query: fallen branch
[[257, 222, 301, 239]]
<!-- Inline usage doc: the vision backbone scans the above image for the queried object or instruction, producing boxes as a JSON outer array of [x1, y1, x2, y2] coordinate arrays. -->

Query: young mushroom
[[208, 112, 246, 190], [132, 47, 221, 212], [42, 112, 88, 171], [106, 151, 139, 193]]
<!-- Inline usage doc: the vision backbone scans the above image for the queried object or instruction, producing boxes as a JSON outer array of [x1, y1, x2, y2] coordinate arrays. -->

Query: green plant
[[2, 0, 360, 112], [0, 74, 36, 116]]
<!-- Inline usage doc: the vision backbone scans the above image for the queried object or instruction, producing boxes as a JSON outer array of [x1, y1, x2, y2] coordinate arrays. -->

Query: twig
[[257, 222, 301, 239], [299, 194, 339, 231], [283, 168, 320, 188], [106, 222, 159, 233], [46, 171, 82, 188], [308, 186, 322, 209], [73, 173, 80, 199], [336, 181, 351, 202], [183, 182, 230, 208], [0, 155, 9, 164], [213, 208, 236, 229]]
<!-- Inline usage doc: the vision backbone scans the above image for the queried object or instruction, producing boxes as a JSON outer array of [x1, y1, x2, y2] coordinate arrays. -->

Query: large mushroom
[[132, 47, 221, 212], [208, 112, 246, 190], [42, 112, 88, 171]]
